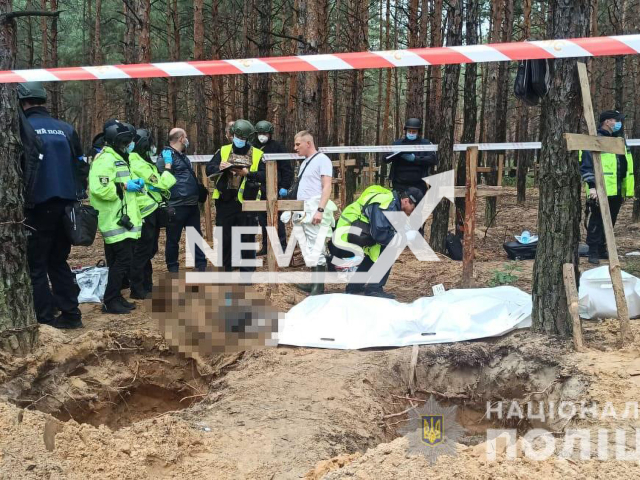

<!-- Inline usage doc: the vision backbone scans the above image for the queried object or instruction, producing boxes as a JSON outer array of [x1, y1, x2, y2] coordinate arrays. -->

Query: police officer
[[19, 81, 87, 329], [128, 129, 176, 298], [329, 185, 423, 299], [580, 110, 634, 265], [384, 118, 437, 195], [206, 120, 265, 271], [89, 120, 143, 314], [254, 120, 293, 255]]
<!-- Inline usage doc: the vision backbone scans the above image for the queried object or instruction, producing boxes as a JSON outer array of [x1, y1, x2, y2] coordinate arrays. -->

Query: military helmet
[[255, 120, 274, 134], [404, 118, 422, 130], [134, 128, 153, 152], [103, 119, 135, 148], [17, 81, 47, 101], [231, 119, 255, 139]]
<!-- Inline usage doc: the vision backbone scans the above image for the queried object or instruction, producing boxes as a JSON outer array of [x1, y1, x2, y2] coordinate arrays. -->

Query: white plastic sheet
[[278, 286, 532, 349], [578, 266, 640, 319], [75, 267, 109, 303]]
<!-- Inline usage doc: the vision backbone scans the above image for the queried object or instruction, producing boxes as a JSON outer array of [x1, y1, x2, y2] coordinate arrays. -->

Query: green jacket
[[336, 185, 395, 261], [129, 152, 176, 217], [89, 146, 142, 244]]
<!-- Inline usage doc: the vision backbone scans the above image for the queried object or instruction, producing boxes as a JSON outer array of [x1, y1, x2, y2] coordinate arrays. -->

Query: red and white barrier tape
[[4, 35, 640, 83]]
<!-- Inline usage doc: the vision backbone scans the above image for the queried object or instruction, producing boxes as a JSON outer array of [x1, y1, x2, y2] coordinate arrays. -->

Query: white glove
[[589, 188, 597, 200]]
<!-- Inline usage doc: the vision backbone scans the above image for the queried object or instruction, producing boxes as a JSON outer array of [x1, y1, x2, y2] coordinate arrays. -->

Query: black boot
[[53, 314, 83, 330], [310, 264, 326, 296], [119, 296, 136, 309], [588, 247, 600, 265], [102, 299, 132, 315]]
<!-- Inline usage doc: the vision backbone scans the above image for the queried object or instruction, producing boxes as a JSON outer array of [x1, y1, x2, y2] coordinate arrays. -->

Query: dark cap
[[403, 187, 424, 205], [599, 110, 625, 124]]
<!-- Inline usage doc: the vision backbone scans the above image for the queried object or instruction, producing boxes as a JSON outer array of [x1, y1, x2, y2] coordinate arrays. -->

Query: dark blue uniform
[[384, 137, 438, 195], [23, 106, 86, 326]]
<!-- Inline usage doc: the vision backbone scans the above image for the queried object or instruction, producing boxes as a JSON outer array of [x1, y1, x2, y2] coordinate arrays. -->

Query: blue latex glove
[[126, 179, 143, 192], [402, 153, 415, 162], [148, 184, 160, 192], [279, 188, 288, 197], [134, 178, 145, 188], [162, 150, 173, 166]]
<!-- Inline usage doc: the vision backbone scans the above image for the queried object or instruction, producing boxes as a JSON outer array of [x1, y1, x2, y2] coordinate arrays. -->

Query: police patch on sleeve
[[149, 174, 158, 183], [99, 176, 109, 186]]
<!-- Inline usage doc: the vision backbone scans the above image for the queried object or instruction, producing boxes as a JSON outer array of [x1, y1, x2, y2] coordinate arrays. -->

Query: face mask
[[183, 138, 189, 150], [406, 132, 418, 141], [233, 136, 246, 149], [258, 134, 269, 144], [126, 141, 135, 153], [613, 121, 622, 132], [150, 145, 157, 156]]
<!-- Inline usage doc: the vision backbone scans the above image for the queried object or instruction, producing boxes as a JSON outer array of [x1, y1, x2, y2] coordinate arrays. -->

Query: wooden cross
[[562, 62, 633, 346]]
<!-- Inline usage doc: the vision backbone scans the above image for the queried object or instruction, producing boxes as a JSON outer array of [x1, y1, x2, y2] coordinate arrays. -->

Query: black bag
[[287, 153, 320, 200], [156, 204, 176, 228], [503, 240, 537, 260], [445, 232, 463, 261], [514, 59, 550, 107], [346, 219, 376, 247], [63, 202, 99, 246]]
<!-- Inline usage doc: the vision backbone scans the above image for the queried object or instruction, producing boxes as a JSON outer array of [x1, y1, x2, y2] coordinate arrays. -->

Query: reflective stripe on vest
[[140, 202, 157, 215], [102, 225, 142, 238], [212, 145, 263, 203]]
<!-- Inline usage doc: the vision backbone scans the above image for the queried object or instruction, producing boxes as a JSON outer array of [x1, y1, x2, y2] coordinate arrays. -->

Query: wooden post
[[462, 146, 478, 288], [576, 62, 633, 345], [265, 160, 278, 275], [563, 263, 585, 352], [198, 164, 213, 241], [339, 153, 346, 209], [497, 154, 504, 187]]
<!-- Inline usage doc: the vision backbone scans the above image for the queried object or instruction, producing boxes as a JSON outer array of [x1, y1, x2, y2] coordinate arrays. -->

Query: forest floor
[[2, 186, 640, 479]]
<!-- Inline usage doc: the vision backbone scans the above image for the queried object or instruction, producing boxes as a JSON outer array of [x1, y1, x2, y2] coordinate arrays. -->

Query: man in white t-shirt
[[293, 131, 333, 294]]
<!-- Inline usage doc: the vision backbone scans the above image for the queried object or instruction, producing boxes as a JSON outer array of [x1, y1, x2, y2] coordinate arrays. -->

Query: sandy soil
[[2, 187, 640, 479]]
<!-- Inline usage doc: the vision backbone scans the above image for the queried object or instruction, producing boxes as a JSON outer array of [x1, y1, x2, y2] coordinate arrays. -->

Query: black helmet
[[91, 133, 105, 156], [404, 118, 422, 130], [17, 81, 47, 101], [103, 119, 135, 150], [134, 128, 153, 153], [255, 120, 274, 134]]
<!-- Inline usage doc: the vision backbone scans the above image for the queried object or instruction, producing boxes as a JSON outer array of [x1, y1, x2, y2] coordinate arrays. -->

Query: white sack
[[278, 286, 532, 350], [578, 266, 640, 319], [75, 267, 109, 303]]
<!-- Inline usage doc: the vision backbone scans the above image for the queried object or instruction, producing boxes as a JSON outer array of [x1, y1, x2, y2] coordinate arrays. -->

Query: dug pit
[[0, 331, 210, 431]]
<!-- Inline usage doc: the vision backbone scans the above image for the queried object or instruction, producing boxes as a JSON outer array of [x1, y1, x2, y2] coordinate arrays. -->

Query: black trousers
[[586, 195, 623, 253], [328, 241, 392, 293], [104, 238, 135, 304], [215, 199, 258, 272], [165, 204, 207, 272], [130, 209, 159, 294], [26, 198, 81, 324], [257, 211, 287, 250]]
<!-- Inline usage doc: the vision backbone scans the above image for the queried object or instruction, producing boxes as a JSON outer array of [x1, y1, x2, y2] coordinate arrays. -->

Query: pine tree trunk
[[429, 0, 462, 253], [516, 0, 532, 204], [123, 1, 137, 125], [193, 0, 207, 152], [136, 0, 151, 128], [91, 0, 103, 139], [425, 0, 443, 143], [49, 0, 60, 117], [0, 0, 39, 354], [405, 0, 424, 120], [531, 0, 589, 336], [166, 0, 179, 128], [255, 0, 272, 123]]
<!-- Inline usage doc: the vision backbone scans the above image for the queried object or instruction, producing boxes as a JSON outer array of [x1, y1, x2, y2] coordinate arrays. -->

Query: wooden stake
[[462, 146, 478, 288], [576, 62, 633, 345], [265, 160, 278, 277], [497, 154, 504, 187], [339, 152, 346, 209], [563, 263, 585, 352], [199, 164, 213, 241]]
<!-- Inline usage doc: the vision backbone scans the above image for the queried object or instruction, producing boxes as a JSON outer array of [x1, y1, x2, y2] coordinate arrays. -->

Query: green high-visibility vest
[[89, 146, 142, 244], [212, 145, 263, 202], [580, 150, 634, 197], [336, 185, 395, 261], [129, 152, 177, 217]]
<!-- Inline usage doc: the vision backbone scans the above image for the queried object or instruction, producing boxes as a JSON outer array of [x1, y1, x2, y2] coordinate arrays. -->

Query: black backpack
[[514, 59, 551, 106], [19, 109, 44, 209]]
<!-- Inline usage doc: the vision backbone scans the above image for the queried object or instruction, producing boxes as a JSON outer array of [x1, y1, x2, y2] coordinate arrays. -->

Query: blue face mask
[[406, 132, 418, 141], [126, 141, 135, 153], [233, 136, 246, 149], [613, 121, 622, 132]]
